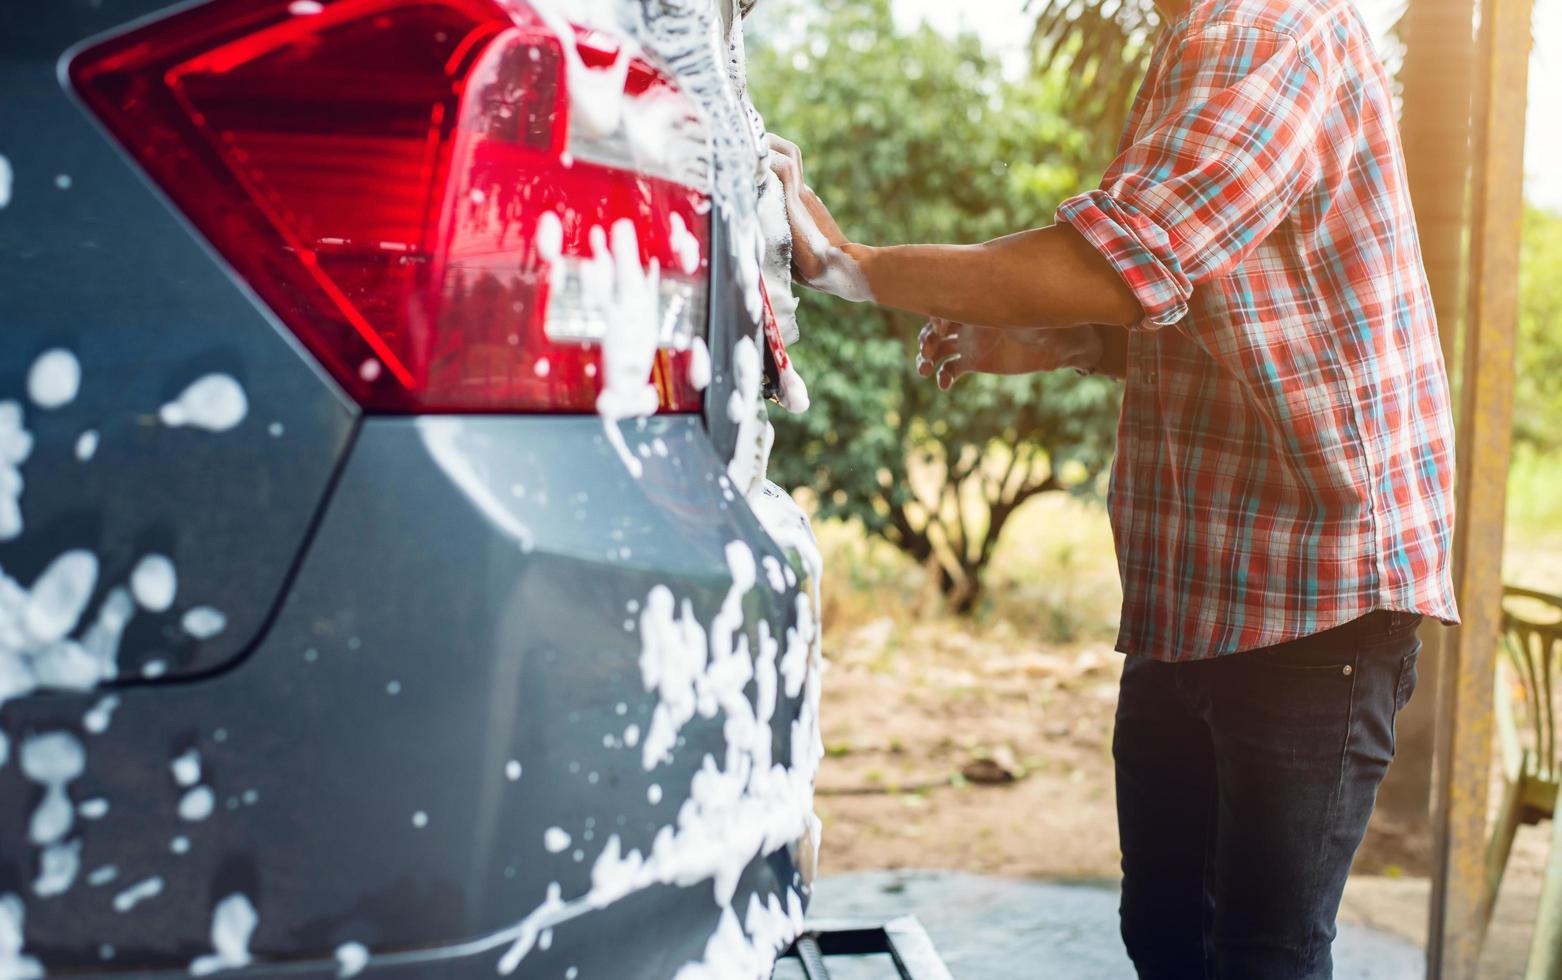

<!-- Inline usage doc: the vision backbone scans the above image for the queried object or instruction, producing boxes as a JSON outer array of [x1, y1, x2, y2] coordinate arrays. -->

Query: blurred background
[[744, 0, 1562, 975]]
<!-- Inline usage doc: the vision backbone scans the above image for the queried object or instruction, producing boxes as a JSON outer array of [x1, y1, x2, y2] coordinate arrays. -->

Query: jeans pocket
[[1393, 646, 1420, 712], [1218, 651, 1358, 767]]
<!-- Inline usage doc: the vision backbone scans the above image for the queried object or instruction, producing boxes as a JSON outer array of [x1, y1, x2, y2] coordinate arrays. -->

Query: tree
[[1514, 206, 1562, 450], [1024, 0, 1161, 149], [749, 0, 1122, 614]]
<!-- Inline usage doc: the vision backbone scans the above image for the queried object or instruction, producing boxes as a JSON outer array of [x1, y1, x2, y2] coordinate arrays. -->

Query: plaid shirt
[[1056, 0, 1459, 660]]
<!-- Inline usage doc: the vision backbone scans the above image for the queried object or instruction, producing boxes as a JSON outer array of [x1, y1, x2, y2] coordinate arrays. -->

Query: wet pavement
[[776, 870, 1424, 979]]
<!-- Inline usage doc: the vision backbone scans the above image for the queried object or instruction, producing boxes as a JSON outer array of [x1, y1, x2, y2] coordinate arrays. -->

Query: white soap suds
[[170, 836, 191, 855], [543, 827, 571, 853], [113, 876, 163, 913], [358, 359, 382, 383], [776, 363, 810, 414], [647, 784, 662, 805], [760, 556, 785, 593], [0, 156, 11, 210], [182, 606, 227, 640], [78, 798, 108, 820], [170, 748, 201, 788], [27, 349, 81, 410], [590, 220, 663, 477], [1, 547, 119, 691], [505, 760, 523, 782], [335, 942, 369, 978], [289, 0, 324, 12], [75, 429, 98, 461], [0, 893, 42, 980], [84, 585, 134, 668], [528, 3, 632, 140], [676, 891, 807, 980], [159, 374, 247, 432], [130, 554, 177, 612], [142, 659, 167, 678], [535, 212, 563, 262], [755, 169, 802, 346], [689, 336, 711, 392], [23, 551, 97, 647], [412, 811, 429, 829], [190, 894, 257, 976], [87, 865, 118, 887], [20, 732, 84, 845], [179, 785, 215, 822], [725, 337, 767, 497], [83, 694, 120, 734], [0, 401, 32, 541], [636, 585, 709, 771], [33, 840, 80, 897], [669, 212, 702, 275]]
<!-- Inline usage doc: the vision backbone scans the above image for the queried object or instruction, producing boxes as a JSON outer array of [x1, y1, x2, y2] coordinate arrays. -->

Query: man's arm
[[771, 158, 1142, 332], [915, 318, 1108, 389], [846, 226, 1144, 329]]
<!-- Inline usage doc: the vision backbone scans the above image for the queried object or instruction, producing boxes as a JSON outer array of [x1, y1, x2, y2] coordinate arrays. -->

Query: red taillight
[[71, 0, 710, 413]]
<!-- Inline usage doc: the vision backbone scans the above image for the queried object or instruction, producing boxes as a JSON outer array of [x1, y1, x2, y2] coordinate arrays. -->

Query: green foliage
[[748, 0, 1122, 612], [1515, 206, 1562, 453], [1025, 0, 1161, 150]]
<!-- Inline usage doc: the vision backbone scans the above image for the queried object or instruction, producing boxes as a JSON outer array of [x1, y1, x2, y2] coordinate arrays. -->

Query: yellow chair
[[1485, 586, 1562, 978]]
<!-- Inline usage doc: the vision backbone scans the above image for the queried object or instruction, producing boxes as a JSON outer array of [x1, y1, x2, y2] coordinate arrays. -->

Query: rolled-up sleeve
[[1057, 23, 1330, 328]]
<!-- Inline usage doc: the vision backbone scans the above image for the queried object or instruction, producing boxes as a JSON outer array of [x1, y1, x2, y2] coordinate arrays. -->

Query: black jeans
[[1113, 610, 1422, 979]]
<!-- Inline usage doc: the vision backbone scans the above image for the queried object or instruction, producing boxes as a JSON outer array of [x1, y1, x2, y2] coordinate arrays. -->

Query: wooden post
[[1425, 0, 1533, 970], [1376, 0, 1478, 832]]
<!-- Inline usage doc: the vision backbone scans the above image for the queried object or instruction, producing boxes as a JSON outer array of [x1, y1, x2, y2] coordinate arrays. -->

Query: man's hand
[[766, 135, 871, 302], [916, 318, 1103, 389]]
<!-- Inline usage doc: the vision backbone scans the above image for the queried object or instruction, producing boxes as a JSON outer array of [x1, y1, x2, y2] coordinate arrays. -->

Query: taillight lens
[[70, 0, 710, 413]]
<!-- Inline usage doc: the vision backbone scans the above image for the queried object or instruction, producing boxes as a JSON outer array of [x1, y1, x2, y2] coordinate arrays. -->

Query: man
[[767, 0, 1459, 973]]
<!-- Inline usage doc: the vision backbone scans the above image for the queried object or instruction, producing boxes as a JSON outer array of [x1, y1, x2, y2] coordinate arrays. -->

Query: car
[[0, 0, 824, 976]]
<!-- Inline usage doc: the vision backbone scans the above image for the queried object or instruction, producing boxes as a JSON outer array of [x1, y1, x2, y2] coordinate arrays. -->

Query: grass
[[814, 489, 1121, 646], [1505, 446, 1562, 591]]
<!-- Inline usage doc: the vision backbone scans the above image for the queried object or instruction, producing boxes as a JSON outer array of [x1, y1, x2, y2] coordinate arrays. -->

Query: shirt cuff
[[1056, 190, 1193, 329]]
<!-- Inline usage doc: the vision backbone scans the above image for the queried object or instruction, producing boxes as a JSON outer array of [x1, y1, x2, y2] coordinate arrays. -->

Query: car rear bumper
[[0, 414, 820, 977]]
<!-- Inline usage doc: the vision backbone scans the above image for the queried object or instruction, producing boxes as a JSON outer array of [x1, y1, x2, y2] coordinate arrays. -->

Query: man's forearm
[[844, 224, 1144, 330]]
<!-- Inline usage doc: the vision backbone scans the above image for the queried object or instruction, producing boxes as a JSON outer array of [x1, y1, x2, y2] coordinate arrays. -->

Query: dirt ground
[[813, 615, 1126, 878], [809, 612, 1500, 883]]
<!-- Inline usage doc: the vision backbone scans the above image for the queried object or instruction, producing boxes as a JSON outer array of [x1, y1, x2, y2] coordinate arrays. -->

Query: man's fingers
[[767, 151, 801, 196], [936, 354, 965, 390], [917, 323, 937, 376], [918, 321, 959, 377], [766, 134, 806, 186]]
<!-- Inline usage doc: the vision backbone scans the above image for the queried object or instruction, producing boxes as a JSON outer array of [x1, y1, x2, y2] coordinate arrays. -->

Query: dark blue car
[[0, 0, 823, 976]]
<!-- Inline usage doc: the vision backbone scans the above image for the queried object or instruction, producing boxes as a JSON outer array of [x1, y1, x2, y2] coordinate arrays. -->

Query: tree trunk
[[1371, 0, 1477, 844]]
